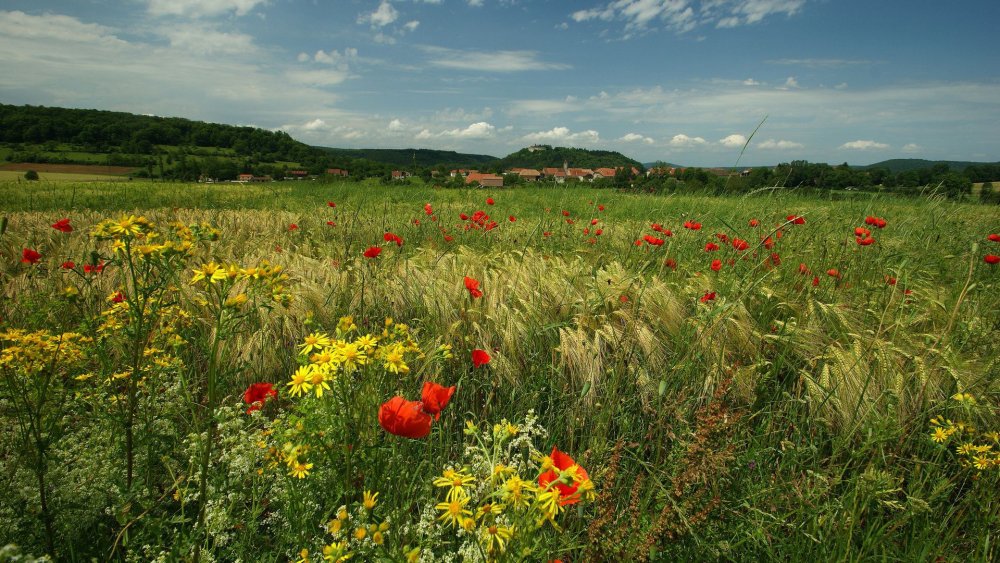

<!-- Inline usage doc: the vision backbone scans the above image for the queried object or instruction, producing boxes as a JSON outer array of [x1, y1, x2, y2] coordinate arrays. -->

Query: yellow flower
[[535, 489, 563, 523], [433, 469, 476, 501], [501, 475, 534, 507], [300, 332, 332, 356], [363, 490, 379, 511], [952, 392, 976, 404], [322, 542, 352, 562], [475, 503, 504, 520], [355, 334, 378, 353], [337, 315, 357, 335], [309, 369, 331, 398], [371, 531, 384, 545], [287, 365, 315, 398], [224, 293, 248, 308], [191, 262, 227, 284], [295, 548, 310, 563], [403, 547, 420, 563], [289, 460, 313, 479], [353, 527, 366, 540], [334, 342, 367, 372], [930, 427, 950, 444], [435, 495, 472, 528], [482, 524, 514, 554], [972, 456, 991, 471], [382, 343, 409, 374]]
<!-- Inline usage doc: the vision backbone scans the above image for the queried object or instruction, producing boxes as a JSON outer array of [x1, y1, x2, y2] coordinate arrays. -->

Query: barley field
[[1, 179, 998, 562]]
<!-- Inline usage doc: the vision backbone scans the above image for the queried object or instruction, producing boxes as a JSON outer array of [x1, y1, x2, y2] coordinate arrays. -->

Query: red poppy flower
[[326, 221, 336, 227], [444, 235, 454, 242], [84, 261, 105, 274], [683, 220, 702, 230], [664, 258, 677, 269], [812, 276, 820, 287], [384, 232, 403, 247], [583, 228, 590, 235], [986, 254, 1000, 265], [420, 381, 456, 421], [378, 396, 432, 439], [327, 201, 336, 207], [561, 210, 570, 217], [651, 223, 663, 232], [21, 248, 41, 264], [598, 204, 605, 211], [244, 382, 277, 414], [710, 259, 722, 271], [762, 237, 775, 250], [543, 232, 551, 238], [619, 294, 628, 303], [590, 218, 598, 226], [827, 268, 840, 278], [424, 203, 433, 215], [798, 263, 809, 275], [595, 229, 603, 236], [413, 219, 421, 226], [363, 247, 382, 258], [769, 252, 781, 266], [732, 238, 749, 251], [111, 291, 125, 303], [460, 213, 469, 220], [509, 215, 516, 222], [61, 261, 75, 269], [643, 235, 664, 246], [634, 239, 644, 246], [856, 236, 875, 246], [986, 234, 1000, 243], [472, 348, 491, 368], [288, 223, 298, 231], [464, 276, 483, 298], [715, 233, 729, 242], [885, 276, 897, 285], [705, 243, 719, 252], [566, 219, 575, 225], [786, 215, 806, 225], [749, 219, 759, 227], [854, 227, 870, 237], [51, 218, 73, 233], [538, 447, 589, 506], [486, 197, 495, 205], [700, 291, 716, 303]]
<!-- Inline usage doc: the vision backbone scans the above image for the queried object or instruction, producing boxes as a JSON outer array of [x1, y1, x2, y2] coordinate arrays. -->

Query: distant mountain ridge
[[496, 145, 642, 170], [861, 158, 1000, 173], [314, 147, 497, 168]]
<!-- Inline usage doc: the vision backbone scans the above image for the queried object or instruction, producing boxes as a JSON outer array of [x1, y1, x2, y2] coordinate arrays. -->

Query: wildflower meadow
[[0, 179, 998, 561]]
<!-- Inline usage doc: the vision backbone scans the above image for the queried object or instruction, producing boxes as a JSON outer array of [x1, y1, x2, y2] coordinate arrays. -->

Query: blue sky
[[1, 0, 998, 166]]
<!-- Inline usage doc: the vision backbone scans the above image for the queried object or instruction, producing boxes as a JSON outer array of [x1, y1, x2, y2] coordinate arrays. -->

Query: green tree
[[24, 169, 38, 181]]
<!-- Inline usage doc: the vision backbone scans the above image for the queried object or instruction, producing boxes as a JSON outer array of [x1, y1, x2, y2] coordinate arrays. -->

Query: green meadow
[[1, 179, 997, 561]]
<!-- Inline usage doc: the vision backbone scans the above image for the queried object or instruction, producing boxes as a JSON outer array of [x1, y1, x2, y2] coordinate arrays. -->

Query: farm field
[[0, 180, 998, 561]]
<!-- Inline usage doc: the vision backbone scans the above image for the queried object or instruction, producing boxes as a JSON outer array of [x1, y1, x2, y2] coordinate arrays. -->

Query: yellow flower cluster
[[286, 318, 424, 399], [930, 405, 1000, 472], [426, 415, 589, 560], [283, 443, 313, 479], [0, 329, 91, 375], [190, 259, 291, 306], [321, 490, 389, 560]]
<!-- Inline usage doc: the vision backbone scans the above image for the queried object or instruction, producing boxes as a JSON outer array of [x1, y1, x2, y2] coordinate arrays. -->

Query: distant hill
[[496, 146, 642, 170], [314, 147, 497, 168], [861, 158, 1000, 173]]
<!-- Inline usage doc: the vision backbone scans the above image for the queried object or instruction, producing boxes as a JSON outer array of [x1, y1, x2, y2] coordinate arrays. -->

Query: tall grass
[[1, 180, 997, 560]]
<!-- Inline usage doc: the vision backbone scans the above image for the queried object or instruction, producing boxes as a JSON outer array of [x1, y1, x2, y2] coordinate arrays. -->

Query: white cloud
[[767, 58, 876, 68], [839, 140, 890, 150], [297, 52, 310, 62], [445, 121, 495, 138], [164, 26, 257, 55], [902, 143, 921, 153], [422, 46, 570, 72], [522, 127, 600, 144], [719, 133, 747, 148], [783, 76, 799, 88], [757, 139, 804, 149], [373, 32, 397, 44], [415, 129, 433, 140], [403, 20, 420, 31], [285, 68, 350, 86], [570, 0, 803, 35], [468, 0, 485, 6], [302, 118, 329, 131], [669, 133, 708, 147], [147, 0, 267, 18], [619, 133, 655, 144], [0, 10, 126, 46], [743, 78, 760, 86], [358, 1, 399, 27], [388, 118, 405, 132]]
